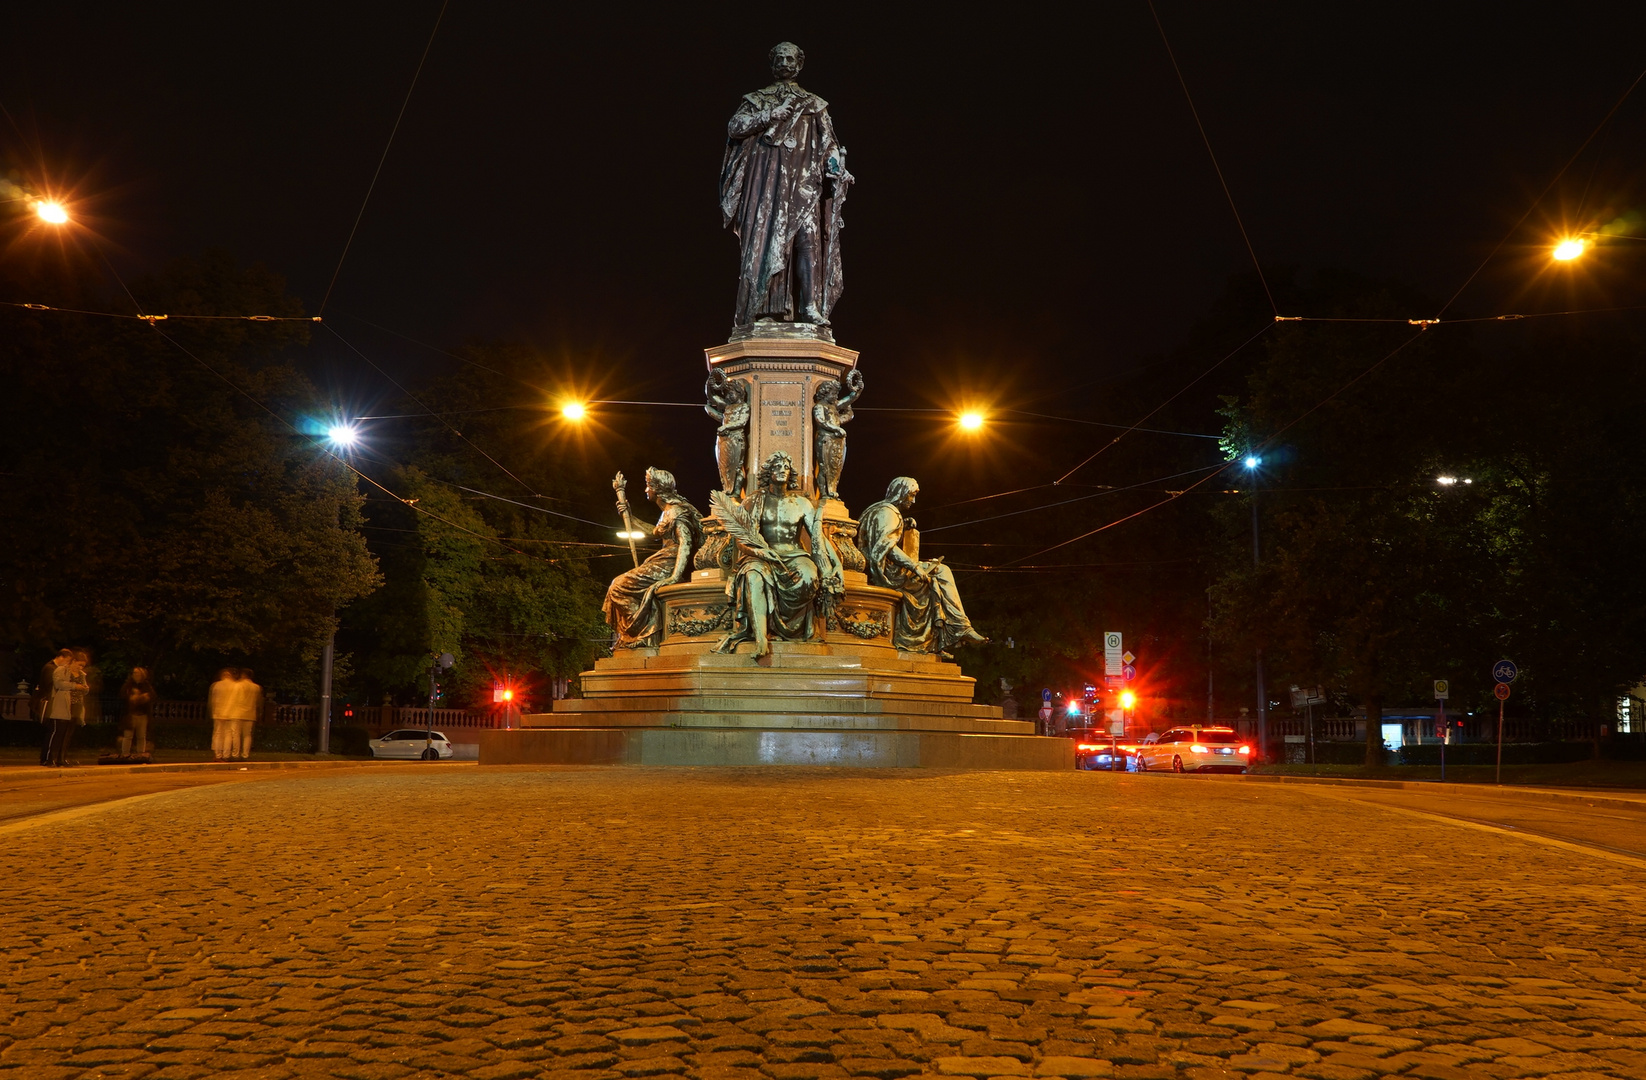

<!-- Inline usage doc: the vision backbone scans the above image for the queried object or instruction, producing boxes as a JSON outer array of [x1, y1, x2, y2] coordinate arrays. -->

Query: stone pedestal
[[705, 336, 858, 502], [477, 638, 1070, 768]]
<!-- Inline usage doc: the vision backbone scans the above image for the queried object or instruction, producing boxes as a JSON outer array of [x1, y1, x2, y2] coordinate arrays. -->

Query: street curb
[[0, 759, 475, 784], [1209, 770, 1646, 814]]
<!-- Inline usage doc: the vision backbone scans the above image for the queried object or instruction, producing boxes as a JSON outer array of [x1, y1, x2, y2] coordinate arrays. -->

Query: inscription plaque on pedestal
[[707, 338, 858, 502]]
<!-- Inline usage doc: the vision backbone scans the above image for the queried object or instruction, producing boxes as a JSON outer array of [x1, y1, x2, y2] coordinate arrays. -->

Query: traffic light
[[1082, 684, 1097, 704]]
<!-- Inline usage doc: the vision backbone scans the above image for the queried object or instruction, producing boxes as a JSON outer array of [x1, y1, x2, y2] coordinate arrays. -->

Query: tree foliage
[[340, 343, 608, 709], [0, 251, 380, 697]]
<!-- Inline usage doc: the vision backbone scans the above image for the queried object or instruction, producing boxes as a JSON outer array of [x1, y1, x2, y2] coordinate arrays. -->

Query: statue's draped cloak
[[720, 83, 850, 325], [858, 500, 974, 654], [857, 500, 932, 649], [602, 501, 702, 648]]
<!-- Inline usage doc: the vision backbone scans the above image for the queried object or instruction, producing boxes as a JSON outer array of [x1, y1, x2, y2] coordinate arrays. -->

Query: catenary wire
[[1, 300, 321, 323], [993, 330, 1428, 568], [1053, 321, 1271, 485], [923, 464, 1223, 535], [1434, 61, 1646, 319], [1148, 0, 1277, 316], [145, 324, 566, 566], [325, 322, 541, 496], [318, 0, 450, 317]]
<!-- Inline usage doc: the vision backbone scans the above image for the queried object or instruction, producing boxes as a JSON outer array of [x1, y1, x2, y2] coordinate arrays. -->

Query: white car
[[369, 729, 455, 760], [1135, 725, 1251, 773]]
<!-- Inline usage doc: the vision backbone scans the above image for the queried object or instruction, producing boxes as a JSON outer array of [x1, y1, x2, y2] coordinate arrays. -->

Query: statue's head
[[815, 379, 840, 403], [758, 451, 799, 492], [645, 467, 678, 500], [885, 476, 919, 509], [770, 42, 804, 81], [730, 377, 750, 402]]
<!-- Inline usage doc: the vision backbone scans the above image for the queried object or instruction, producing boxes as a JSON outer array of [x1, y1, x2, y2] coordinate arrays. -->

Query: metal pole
[[318, 632, 334, 755], [1307, 702, 1315, 765], [1496, 697, 1504, 785], [427, 657, 436, 758], [1251, 496, 1268, 759], [1206, 589, 1214, 723]]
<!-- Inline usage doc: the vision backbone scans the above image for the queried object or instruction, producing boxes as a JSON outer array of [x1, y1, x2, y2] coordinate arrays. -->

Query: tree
[[341, 343, 609, 709], [0, 251, 381, 697]]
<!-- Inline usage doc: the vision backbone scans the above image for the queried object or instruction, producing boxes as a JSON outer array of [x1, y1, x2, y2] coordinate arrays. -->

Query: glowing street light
[[33, 201, 69, 225], [958, 411, 984, 431], [1436, 476, 1472, 486], [1552, 238, 1586, 261], [561, 401, 587, 421], [616, 530, 644, 541], [327, 424, 359, 447], [1243, 454, 1261, 470], [1119, 690, 1137, 710]]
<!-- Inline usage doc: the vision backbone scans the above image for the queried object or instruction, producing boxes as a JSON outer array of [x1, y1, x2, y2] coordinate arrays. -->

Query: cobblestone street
[[1, 766, 1642, 1080]]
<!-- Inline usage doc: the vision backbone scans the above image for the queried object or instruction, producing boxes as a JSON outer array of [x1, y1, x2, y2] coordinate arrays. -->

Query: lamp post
[[318, 632, 334, 754], [1244, 455, 1268, 759]]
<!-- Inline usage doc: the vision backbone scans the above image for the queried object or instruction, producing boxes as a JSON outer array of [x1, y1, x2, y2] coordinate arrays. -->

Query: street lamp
[[1552, 238, 1586, 261], [327, 424, 359, 448], [958, 411, 985, 431], [33, 200, 69, 225], [1243, 453, 1268, 758], [561, 401, 587, 421]]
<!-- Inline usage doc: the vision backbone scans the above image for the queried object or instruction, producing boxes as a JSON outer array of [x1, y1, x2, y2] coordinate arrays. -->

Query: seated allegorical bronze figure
[[857, 476, 987, 656], [602, 468, 703, 649], [712, 451, 844, 659]]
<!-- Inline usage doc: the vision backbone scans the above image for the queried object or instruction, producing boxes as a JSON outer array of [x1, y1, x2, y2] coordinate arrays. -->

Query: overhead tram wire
[[924, 464, 1224, 536], [2, 300, 320, 323], [317, 0, 449, 317], [1009, 59, 1646, 558], [143, 325, 569, 566], [1148, 0, 1278, 318], [1051, 321, 1271, 486], [855, 406, 1219, 440], [988, 329, 1429, 570], [1433, 61, 1646, 320], [325, 323, 541, 496]]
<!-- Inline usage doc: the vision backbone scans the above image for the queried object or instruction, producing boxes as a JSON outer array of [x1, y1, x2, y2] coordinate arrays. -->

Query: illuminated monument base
[[476, 576, 1071, 770], [476, 335, 1070, 770]]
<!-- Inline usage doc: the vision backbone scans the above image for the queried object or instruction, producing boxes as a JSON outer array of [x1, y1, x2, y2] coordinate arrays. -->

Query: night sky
[[7, 2, 1646, 528]]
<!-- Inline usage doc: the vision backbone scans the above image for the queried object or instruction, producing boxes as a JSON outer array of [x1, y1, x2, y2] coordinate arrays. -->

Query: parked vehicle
[[1135, 725, 1250, 773], [369, 729, 454, 760], [1074, 736, 1131, 771]]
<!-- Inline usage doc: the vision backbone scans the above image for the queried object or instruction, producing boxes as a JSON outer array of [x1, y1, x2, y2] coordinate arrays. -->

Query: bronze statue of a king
[[719, 41, 853, 334]]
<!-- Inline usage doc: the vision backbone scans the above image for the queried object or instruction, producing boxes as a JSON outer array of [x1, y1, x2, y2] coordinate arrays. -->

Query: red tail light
[[1190, 744, 1208, 754], [1238, 745, 1251, 755]]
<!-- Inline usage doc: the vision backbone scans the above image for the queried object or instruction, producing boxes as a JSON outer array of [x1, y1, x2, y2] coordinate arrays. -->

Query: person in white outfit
[[208, 669, 238, 762], [229, 669, 262, 760]]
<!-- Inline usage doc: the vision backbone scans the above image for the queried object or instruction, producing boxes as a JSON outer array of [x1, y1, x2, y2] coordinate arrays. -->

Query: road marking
[[1322, 793, 1646, 870], [0, 787, 207, 837]]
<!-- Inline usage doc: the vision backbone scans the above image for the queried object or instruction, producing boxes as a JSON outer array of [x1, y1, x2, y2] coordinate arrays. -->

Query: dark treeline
[[946, 268, 1646, 764], [6, 248, 1645, 734]]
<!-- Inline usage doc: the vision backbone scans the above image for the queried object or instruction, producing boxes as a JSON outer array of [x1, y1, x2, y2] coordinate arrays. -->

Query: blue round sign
[[1121, 663, 1137, 681], [1492, 659, 1518, 685], [1042, 687, 1052, 703]]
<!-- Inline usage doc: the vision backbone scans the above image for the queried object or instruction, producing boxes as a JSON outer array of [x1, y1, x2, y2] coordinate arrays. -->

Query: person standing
[[228, 669, 262, 761], [34, 649, 71, 766], [45, 653, 89, 766], [208, 668, 237, 762], [119, 667, 156, 759]]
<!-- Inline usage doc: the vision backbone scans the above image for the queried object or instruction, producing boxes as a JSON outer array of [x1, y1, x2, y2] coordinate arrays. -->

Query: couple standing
[[38, 648, 89, 767], [209, 668, 263, 762]]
